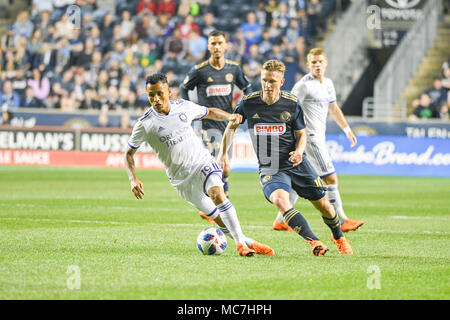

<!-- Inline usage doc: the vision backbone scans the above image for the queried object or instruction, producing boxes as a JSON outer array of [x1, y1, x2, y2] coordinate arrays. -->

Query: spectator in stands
[[10, 69, 28, 102], [99, 11, 116, 50], [240, 11, 264, 54], [0, 80, 21, 109], [267, 18, 283, 45], [107, 60, 122, 88], [13, 11, 34, 39], [27, 68, 51, 102], [264, 0, 279, 26], [15, 36, 31, 70], [285, 18, 304, 45], [282, 52, 305, 91], [102, 85, 122, 111], [54, 36, 71, 73], [0, 109, 13, 125], [441, 67, 450, 90], [228, 28, 246, 62], [177, 14, 200, 39], [120, 111, 131, 129], [33, 42, 54, 73], [437, 100, 449, 120], [164, 27, 187, 59], [1, 25, 17, 53], [31, 0, 54, 15], [68, 28, 84, 66], [36, 11, 52, 40], [120, 10, 136, 41], [306, 0, 322, 38], [255, 1, 268, 27], [409, 93, 438, 120], [22, 86, 43, 108], [123, 89, 138, 111], [97, 109, 111, 127], [258, 29, 273, 58], [138, 42, 157, 68], [200, 12, 217, 39], [60, 69, 75, 96], [272, 1, 291, 30], [158, 0, 177, 17], [2, 51, 18, 79], [425, 78, 448, 111], [242, 44, 264, 91], [73, 70, 87, 103], [186, 29, 207, 62], [80, 86, 101, 110], [55, 13, 75, 39], [136, 0, 158, 16]]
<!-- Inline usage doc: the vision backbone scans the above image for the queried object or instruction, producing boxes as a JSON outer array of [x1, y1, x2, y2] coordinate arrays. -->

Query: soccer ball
[[196, 227, 227, 255]]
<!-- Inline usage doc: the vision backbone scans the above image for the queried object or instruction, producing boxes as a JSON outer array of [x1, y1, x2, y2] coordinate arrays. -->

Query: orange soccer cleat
[[305, 239, 329, 256], [236, 243, 256, 257], [249, 240, 275, 256], [340, 219, 364, 232], [272, 220, 294, 232], [199, 211, 217, 224], [331, 235, 353, 255]]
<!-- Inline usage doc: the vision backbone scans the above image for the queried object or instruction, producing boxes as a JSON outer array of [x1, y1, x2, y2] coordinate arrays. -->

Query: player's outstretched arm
[[217, 121, 240, 169], [124, 147, 145, 199], [289, 129, 307, 167], [204, 107, 243, 124]]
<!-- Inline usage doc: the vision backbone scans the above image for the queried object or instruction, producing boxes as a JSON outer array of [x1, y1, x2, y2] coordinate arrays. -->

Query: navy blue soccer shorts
[[259, 158, 326, 202]]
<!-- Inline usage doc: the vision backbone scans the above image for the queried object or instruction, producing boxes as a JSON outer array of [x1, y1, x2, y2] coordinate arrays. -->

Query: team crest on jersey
[[207, 77, 214, 82], [179, 113, 187, 122], [225, 73, 234, 82], [280, 111, 291, 122]]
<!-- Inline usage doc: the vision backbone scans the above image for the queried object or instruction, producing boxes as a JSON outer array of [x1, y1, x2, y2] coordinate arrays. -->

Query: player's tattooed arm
[[124, 147, 145, 199], [289, 129, 307, 167], [204, 107, 243, 125]]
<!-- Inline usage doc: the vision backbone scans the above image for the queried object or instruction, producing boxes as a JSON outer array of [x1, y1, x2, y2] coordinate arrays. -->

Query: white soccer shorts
[[175, 158, 224, 218], [305, 138, 336, 178]]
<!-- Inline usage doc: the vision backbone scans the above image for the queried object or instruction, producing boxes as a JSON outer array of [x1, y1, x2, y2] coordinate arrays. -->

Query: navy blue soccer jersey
[[181, 59, 251, 133], [235, 91, 306, 174]]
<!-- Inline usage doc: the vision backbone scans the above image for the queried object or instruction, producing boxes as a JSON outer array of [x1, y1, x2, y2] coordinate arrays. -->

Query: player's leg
[[261, 172, 328, 256], [205, 172, 274, 256], [272, 189, 297, 231], [322, 173, 364, 232]]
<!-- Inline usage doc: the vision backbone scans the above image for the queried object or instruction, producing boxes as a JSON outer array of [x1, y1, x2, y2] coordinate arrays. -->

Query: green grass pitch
[[0, 166, 449, 300]]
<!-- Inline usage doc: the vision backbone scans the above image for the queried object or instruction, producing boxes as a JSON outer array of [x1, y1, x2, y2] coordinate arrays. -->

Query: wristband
[[343, 126, 352, 134]]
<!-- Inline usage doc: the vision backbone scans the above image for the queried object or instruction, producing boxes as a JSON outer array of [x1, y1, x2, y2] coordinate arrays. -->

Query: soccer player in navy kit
[[180, 30, 252, 223], [218, 60, 353, 255]]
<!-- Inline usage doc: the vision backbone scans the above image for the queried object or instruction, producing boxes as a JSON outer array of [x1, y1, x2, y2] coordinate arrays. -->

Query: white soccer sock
[[326, 184, 348, 224], [217, 200, 246, 244], [276, 189, 299, 222]]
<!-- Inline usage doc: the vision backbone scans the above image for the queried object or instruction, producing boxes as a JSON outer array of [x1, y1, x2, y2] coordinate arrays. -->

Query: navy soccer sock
[[283, 208, 319, 241], [322, 214, 344, 240]]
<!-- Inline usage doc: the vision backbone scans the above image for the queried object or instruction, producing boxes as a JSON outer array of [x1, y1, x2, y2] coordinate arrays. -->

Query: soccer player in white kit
[[125, 73, 274, 257], [272, 48, 364, 233]]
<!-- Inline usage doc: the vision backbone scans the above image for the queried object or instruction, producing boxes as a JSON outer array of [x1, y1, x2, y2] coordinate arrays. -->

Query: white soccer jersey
[[128, 99, 213, 186], [291, 73, 337, 140]]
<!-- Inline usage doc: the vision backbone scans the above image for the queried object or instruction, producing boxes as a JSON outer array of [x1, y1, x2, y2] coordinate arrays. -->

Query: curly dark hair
[[146, 73, 168, 86]]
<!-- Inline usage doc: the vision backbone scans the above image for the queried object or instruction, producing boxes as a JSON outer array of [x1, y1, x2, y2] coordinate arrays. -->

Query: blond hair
[[262, 60, 286, 74], [307, 48, 327, 62]]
